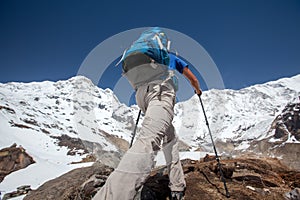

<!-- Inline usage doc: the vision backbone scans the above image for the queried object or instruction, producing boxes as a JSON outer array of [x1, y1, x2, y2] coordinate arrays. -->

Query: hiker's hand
[[195, 89, 202, 96]]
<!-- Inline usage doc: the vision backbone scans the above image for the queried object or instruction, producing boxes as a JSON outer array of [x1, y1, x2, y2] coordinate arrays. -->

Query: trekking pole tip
[[226, 192, 230, 198]]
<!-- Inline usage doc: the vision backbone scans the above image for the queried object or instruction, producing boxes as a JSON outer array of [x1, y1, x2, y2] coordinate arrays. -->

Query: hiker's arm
[[182, 67, 202, 95]]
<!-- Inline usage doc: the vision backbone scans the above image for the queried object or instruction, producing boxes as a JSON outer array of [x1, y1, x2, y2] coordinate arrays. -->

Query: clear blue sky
[[1, 0, 299, 91]]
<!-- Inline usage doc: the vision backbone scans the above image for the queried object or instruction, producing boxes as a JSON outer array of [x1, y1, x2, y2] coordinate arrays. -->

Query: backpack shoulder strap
[[115, 48, 128, 66]]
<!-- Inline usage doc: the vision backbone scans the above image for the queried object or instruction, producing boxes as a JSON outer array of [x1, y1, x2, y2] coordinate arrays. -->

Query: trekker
[[93, 27, 202, 200]]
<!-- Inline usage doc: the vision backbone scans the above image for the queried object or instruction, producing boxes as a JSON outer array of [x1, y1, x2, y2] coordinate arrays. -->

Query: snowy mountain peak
[[173, 74, 300, 150], [0, 75, 139, 154]]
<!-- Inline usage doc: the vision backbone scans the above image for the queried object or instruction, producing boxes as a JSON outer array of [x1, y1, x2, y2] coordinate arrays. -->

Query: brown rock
[[0, 144, 35, 182], [21, 156, 300, 200]]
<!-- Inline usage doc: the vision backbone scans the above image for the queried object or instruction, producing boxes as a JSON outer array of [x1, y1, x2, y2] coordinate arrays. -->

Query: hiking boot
[[171, 191, 184, 200]]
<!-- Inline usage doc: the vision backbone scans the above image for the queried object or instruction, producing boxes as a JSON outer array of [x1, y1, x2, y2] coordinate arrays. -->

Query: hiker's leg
[[93, 84, 175, 200], [162, 125, 186, 192]]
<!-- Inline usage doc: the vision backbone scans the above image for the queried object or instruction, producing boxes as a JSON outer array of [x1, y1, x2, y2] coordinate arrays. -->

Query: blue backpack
[[122, 27, 170, 67]]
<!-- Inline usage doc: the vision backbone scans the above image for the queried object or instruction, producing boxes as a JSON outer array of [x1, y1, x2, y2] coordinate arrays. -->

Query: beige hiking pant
[[93, 81, 186, 200]]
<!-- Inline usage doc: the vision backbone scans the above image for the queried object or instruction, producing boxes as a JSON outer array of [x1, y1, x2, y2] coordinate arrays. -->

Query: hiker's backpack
[[123, 27, 170, 68], [120, 27, 173, 90]]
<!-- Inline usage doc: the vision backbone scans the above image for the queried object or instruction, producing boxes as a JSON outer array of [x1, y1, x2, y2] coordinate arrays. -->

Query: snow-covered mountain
[[0, 76, 140, 150], [0, 74, 300, 198], [174, 74, 300, 151], [0, 76, 139, 197]]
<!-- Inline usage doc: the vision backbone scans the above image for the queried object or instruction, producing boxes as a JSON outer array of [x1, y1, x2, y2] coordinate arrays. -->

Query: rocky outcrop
[[0, 144, 35, 182], [274, 102, 300, 141], [2, 185, 32, 200], [140, 157, 300, 200], [23, 162, 113, 200], [50, 134, 122, 168], [250, 102, 300, 171], [51, 134, 89, 156], [22, 156, 299, 200]]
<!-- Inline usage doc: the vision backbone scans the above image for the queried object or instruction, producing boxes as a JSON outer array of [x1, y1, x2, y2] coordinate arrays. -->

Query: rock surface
[[0, 143, 35, 182], [23, 156, 299, 200]]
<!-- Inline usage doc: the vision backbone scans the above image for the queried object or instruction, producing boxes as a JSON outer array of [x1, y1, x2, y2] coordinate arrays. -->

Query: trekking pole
[[197, 94, 230, 198], [129, 110, 142, 148]]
